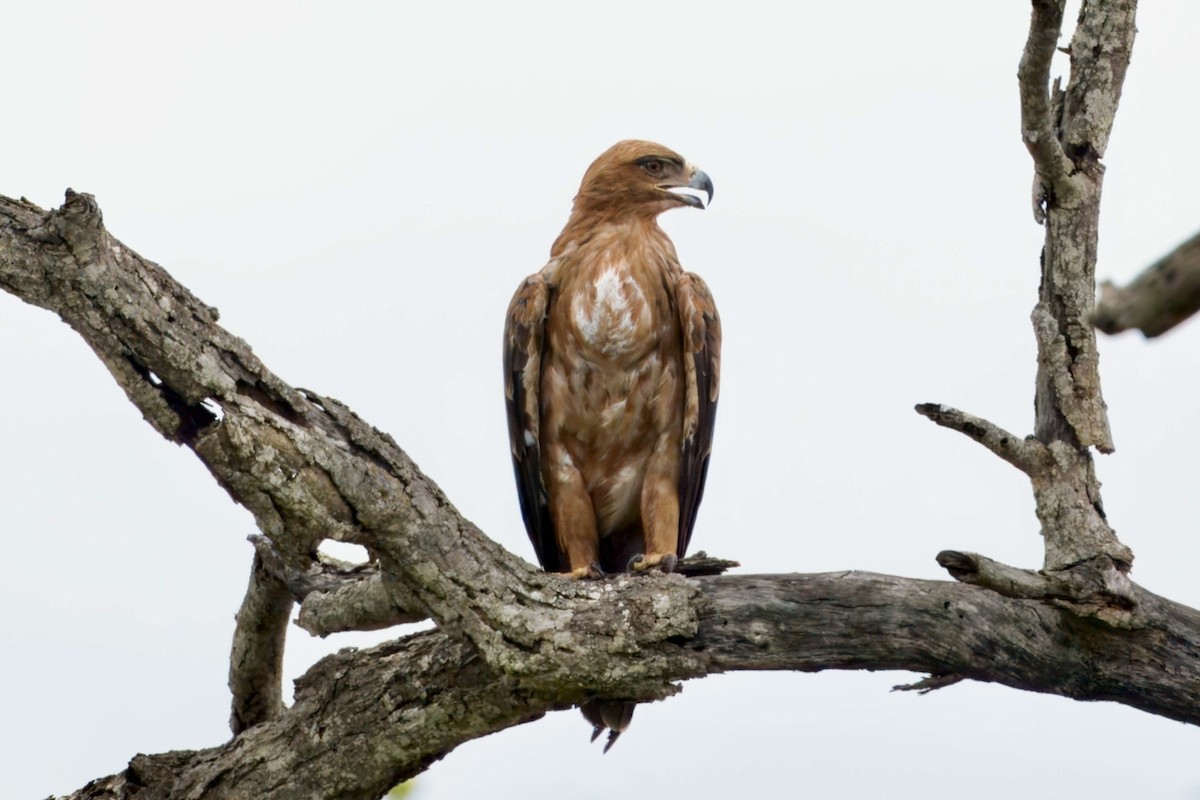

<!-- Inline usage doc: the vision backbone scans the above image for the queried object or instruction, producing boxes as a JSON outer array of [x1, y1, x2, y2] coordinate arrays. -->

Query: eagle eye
[[638, 158, 666, 177]]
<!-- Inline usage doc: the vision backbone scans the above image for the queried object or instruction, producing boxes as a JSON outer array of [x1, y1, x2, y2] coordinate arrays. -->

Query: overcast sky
[[4, 2, 1200, 798]]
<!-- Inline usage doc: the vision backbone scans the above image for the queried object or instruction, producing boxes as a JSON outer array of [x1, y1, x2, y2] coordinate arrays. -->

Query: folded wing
[[675, 272, 721, 557], [503, 273, 562, 571]]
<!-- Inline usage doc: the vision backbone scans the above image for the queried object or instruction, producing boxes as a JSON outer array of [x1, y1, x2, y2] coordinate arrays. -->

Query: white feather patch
[[571, 262, 647, 355]]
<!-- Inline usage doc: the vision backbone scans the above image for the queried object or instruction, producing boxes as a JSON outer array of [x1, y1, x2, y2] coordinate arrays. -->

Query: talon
[[563, 564, 605, 580], [631, 552, 677, 573], [626, 554, 644, 573]]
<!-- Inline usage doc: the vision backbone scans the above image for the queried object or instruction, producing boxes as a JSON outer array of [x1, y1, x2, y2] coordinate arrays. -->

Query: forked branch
[[918, 0, 1136, 604], [1019, 0, 1077, 219]]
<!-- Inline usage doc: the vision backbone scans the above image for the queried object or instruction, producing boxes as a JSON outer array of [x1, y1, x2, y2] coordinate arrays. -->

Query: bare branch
[[892, 674, 965, 695], [694, 571, 1200, 721], [1059, 0, 1138, 158], [936, 549, 1135, 626], [1094, 230, 1200, 337], [914, 403, 1050, 476], [1020, 0, 1139, 456], [0, 189, 711, 707], [1031, 303, 1113, 452], [297, 572, 425, 636], [1019, 0, 1078, 220], [1003, 0, 1138, 582], [55, 571, 1200, 798], [675, 551, 740, 577], [935, 549, 1056, 596], [228, 552, 292, 733], [1032, 440, 1133, 571], [249, 535, 428, 636], [913, 395, 1130, 578]]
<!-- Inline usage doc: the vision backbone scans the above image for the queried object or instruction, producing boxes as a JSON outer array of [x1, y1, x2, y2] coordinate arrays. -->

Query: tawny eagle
[[503, 140, 720, 748]]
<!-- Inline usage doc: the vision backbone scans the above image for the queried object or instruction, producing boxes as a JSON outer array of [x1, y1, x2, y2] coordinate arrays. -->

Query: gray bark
[[228, 551, 292, 733], [46, 571, 1200, 800], [1094, 229, 1200, 338], [1, 2, 1181, 798], [922, 0, 1135, 598]]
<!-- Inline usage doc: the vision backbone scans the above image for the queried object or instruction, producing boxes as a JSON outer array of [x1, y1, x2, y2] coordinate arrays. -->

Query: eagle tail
[[579, 699, 635, 753]]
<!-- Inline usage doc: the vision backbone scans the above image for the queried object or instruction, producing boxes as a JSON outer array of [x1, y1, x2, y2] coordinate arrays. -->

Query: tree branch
[[228, 551, 292, 733], [925, 0, 1131, 581], [56, 571, 1200, 799], [1094, 229, 1200, 338], [935, 550, 1135, 625], [913, 1, 1137, 622], [1059, 0, 1137, 159], [914, 403, 1050, 476], [1025, 0, 1135, 569], [1019, 0, 1078, 220], [0, 193, 734, 742], [250, 534, 428, 636]]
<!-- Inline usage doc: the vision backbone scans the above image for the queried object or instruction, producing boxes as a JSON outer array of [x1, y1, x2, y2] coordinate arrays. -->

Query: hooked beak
[[665, 167, 714, 209]]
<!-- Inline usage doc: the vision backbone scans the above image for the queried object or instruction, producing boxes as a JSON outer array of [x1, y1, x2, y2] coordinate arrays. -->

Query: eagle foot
[[563, 563, 606, 580], [628, 552, 678, 574]]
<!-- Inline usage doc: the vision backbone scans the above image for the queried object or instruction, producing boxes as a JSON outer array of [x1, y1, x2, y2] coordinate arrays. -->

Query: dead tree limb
[[228, 551, 293, 732], [919, 0, 1136, 612], [1094, 230, 1200, 337], [52, 571, 1200, 800]]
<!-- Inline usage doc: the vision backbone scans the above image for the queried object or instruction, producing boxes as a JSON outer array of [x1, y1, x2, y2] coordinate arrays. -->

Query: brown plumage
[[503, 140, 720, 749]]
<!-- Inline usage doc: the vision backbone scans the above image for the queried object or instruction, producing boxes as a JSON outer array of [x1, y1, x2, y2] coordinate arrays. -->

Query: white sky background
[[3, 1, 1200, 797]]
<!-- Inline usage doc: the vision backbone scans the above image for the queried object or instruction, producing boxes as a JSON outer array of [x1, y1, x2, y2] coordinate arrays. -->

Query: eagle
[[503, 140, 720, 749]]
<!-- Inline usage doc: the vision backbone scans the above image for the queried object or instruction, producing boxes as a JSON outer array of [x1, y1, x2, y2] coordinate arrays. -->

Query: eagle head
[[572, 140, 714, 220]]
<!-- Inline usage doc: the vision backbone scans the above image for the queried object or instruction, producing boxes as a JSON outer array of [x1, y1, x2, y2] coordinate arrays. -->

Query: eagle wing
[[503, 272, 561, 571], [675, 271, 721, 557]]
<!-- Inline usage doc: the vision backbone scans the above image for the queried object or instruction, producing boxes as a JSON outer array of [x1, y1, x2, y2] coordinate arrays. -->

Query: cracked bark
[[52, 572, 1200, 800], [228, 552, 292, 733], [921, 0, 1135, 602], [1023, 0, 1135, 575]]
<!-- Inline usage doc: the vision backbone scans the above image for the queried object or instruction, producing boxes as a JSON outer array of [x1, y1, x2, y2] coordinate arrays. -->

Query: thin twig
[[1018, 0, 1077, 221], [914, 403, 1050, 476], [676, 551, 740, 577], [892, 674, 964, 695]]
